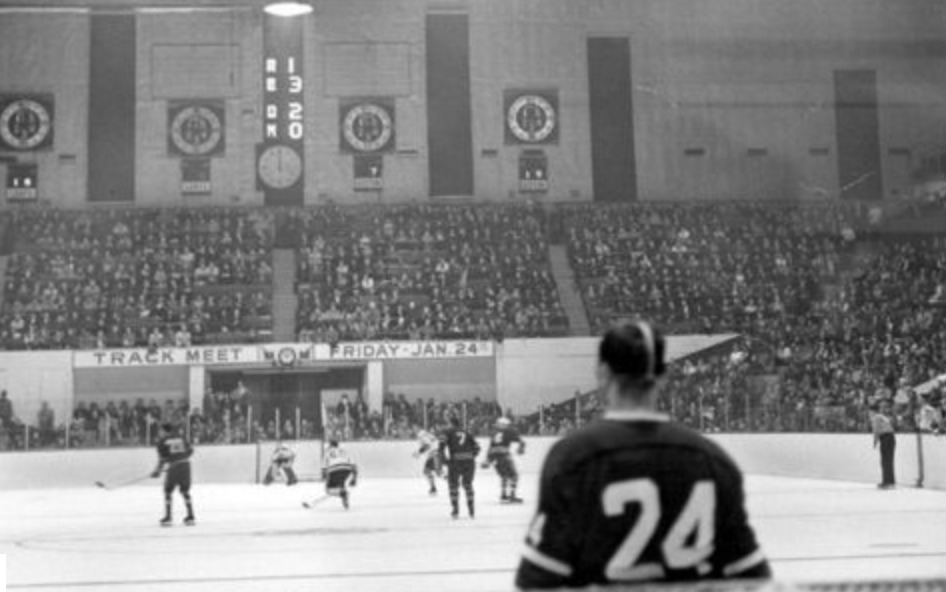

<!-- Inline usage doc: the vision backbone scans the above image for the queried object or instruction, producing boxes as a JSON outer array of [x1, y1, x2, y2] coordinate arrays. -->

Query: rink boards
[[1, 433, 944, 491]]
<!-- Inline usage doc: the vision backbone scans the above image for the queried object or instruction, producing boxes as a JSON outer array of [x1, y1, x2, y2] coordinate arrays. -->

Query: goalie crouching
[[263, 442, 299, 486]]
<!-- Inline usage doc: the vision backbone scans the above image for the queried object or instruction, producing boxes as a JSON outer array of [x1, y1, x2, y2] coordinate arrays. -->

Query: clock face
[[258, 144, 302, 189]]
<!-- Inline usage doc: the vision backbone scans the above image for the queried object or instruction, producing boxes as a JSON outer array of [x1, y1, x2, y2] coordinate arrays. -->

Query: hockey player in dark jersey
[[263, 441, 298, 486], [482, 416, 525, 503], [516, 320, 770, 589], [438, 416, 481, 519], [151, 422, 195, 527]]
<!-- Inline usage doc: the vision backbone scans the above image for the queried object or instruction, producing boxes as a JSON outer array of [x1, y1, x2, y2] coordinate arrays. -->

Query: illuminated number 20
[[602, 479, 716, 581]]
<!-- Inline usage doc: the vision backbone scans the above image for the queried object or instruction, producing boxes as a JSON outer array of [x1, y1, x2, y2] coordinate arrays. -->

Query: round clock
[[258, 144, 302, 189]]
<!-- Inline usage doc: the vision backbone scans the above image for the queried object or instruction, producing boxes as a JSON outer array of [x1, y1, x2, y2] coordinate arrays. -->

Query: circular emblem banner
[[340, 98, 395, 153], [168, 101, 225, 157], [0, 96, 54, 151], [504, 90, 559, 145]]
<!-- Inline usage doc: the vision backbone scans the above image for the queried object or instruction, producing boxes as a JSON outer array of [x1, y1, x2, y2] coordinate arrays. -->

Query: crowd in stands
[[562, 201, 867, 335], [0, 387, 508, 451], [319, 391, 504, 441], [292, 203, 568, 342], [0, 207, 274, 350], [3, 198, 946, 449]]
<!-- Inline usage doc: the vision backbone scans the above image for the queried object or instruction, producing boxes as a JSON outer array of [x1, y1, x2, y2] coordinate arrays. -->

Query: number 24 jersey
[[515, 411, 769, 589]]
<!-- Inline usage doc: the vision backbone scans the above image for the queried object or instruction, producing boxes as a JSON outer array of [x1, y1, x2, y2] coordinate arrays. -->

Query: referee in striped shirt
[[871, 400, 896, 489]]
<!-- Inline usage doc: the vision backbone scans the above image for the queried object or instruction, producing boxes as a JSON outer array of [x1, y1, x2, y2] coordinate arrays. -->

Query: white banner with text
[[72, 340, 495, 369]]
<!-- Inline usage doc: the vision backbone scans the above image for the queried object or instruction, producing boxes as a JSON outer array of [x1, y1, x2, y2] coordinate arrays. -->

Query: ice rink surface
[[1, 473, 945, 592]]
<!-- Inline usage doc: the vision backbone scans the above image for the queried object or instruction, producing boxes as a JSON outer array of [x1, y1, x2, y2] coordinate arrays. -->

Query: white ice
[[1, 473, 945, 591]]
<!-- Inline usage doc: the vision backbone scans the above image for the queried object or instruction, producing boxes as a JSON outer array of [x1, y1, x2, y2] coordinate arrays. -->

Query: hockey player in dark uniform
[[151, 422, 195, 527], [313, 439, 358, 509], [482, 416, 525, 503], [516, 320, 770, 589], [263, 441, 298, 486], [439, 416, 481, 519]]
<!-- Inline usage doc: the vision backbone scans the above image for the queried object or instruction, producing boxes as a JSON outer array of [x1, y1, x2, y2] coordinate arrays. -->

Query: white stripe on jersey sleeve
[[521, 544, 573, 577], [722, 548, 767, 576]]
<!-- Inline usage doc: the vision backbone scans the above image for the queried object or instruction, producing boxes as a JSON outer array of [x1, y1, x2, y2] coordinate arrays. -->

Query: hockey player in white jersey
[[306, 439, 358, 510], [413, 429, 444, 495]]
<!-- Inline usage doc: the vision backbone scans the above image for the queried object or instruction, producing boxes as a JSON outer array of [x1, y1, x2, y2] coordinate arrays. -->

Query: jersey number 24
[[603, 478, 716, 580], [527, 478, 716, 581]]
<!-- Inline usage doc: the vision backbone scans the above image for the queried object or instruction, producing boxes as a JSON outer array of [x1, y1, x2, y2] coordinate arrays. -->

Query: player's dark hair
[[599, 319, 666, 389], [160, 422, 175, 433], [328, 439, 339, 447], [449, 416, 461, 428]]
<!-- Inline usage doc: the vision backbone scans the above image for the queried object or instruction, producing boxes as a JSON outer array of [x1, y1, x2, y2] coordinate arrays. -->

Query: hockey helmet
[[496, 417, 511, 427]]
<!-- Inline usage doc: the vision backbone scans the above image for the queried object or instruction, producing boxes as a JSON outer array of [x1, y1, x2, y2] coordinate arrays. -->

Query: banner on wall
[[328, 340, 494, 361], [167, 100, 225, 157], [353, 153, 383, 191], [180, 158, 211, 196], [73, 340, 496, 368], [518, 150, 548, 193], [6, 163, 38, 201], [260, 343, 316, 368], [0, 94, 54, 151], [504, 89, 558, 145], [339, 97, 395, 153]]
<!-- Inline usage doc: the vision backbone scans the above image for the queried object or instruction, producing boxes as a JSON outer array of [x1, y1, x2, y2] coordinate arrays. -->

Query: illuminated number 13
[[602, 479, 716, 581]]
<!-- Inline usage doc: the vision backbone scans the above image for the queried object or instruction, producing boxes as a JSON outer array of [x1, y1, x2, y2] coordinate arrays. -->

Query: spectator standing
[[0, 390, 13, 431], [37, 401, 55, 447]]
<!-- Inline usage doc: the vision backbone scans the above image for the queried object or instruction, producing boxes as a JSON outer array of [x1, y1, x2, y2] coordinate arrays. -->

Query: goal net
[[254, 438, 325, 484]]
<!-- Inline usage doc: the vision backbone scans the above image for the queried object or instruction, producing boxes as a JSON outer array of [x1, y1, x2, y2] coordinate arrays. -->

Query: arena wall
[[0, 336, 737, 427], [0, 13, 89, 206], [1, 433, 943, 491], [0, 0, 943, 205]]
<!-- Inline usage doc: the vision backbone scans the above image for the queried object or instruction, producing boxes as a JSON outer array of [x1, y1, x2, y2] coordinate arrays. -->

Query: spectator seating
[[293, 203, 569, 342], [0, 207, 275, 349]]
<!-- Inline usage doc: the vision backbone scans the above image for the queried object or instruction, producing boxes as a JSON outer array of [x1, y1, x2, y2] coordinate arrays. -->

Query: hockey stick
[[301, 494, 332, 509], [95, 472, 156, 491]]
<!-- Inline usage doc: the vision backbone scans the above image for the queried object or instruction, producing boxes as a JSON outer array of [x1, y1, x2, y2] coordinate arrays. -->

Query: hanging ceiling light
[[264, 1, 313, 17]]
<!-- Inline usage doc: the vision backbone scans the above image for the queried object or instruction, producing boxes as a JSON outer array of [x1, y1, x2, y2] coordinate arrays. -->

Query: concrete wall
[[0, 351, 74, 433], [496, 335, 736, 415], [0, 13, 89, 206], [2, 433, 943, 491], [1, 0, 943, 205]]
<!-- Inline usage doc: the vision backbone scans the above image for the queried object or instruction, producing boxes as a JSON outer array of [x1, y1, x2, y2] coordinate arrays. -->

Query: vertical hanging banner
[[504, 89, 559, 145], [0, 94, 54, 151], [258, 13, 305, 206], [6, 163, 38, 201]]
